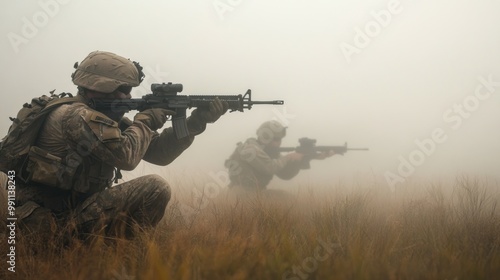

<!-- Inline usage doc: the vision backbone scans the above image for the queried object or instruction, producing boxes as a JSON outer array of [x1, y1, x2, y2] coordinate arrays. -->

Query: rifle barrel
[[248, 100, 284, 105]]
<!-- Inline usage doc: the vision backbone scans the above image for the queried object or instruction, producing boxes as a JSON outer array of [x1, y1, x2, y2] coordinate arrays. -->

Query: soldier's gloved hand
[[285, 152, 305, 162], [191, 97, 229, 123], [134, 108, 176, 130], [314, 150, 336, 160]]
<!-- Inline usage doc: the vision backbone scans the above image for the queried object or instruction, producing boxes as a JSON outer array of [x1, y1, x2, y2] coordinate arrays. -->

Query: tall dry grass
[[1, 174, 499, 279]]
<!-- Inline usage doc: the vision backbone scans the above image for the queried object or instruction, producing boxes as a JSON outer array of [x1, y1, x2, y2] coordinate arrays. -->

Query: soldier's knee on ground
[[72, 175, 171, 237], [134, 174, 171, 227]]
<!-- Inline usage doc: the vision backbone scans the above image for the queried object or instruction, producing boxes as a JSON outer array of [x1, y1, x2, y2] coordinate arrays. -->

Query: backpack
[[0, 92, 79, 181]]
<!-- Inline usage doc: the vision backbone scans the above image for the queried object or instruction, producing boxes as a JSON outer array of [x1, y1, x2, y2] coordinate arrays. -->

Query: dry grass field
[[1, 173, 499, 280]]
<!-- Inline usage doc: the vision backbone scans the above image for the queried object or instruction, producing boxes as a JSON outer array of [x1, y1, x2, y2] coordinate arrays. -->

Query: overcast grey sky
[[1, 0, 500, 190]]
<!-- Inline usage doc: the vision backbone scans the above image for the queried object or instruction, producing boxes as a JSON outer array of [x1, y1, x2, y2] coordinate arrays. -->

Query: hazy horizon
[[1, 0, 500, 191]]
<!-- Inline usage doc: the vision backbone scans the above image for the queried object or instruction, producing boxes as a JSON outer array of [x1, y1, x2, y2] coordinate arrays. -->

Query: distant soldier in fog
[[224, 120, 335, 193]]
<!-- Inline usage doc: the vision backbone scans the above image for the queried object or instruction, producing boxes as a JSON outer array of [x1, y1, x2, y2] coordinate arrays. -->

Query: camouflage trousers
[[17, 174, 170, 239]]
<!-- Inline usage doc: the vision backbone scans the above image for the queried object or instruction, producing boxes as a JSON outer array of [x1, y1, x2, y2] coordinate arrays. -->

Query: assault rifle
[[279, 137, 369, 169], [92, 82, 284, 139]]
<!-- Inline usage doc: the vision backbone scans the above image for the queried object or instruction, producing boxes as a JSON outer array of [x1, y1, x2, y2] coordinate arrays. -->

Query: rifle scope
[[151, 82, 183, 94]]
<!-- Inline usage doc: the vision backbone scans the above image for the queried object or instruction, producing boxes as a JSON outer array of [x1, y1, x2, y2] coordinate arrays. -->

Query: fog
[[1, 0, 500, 191]]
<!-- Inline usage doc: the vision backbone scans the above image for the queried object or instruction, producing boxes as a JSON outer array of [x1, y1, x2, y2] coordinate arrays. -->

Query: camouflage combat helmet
[[71, 51, 144, 93], [256, 120, 287, 143]]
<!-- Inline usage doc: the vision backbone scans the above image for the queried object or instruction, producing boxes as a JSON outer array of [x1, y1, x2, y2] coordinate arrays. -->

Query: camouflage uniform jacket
[[225, 138, 301, 190], [17, 94, 206, 212]]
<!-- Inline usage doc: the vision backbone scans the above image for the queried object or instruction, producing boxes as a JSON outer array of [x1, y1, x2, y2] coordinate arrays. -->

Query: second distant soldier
[[224, 120, 333, 190]]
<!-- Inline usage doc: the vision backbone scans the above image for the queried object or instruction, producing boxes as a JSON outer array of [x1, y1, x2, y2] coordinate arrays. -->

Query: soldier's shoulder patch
[[92, 114, 116, 126], [82, 110, 120, 143]]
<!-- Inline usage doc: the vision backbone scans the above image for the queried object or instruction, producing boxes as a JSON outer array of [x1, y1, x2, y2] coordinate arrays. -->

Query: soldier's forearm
[[143, 127, 194, 165]]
